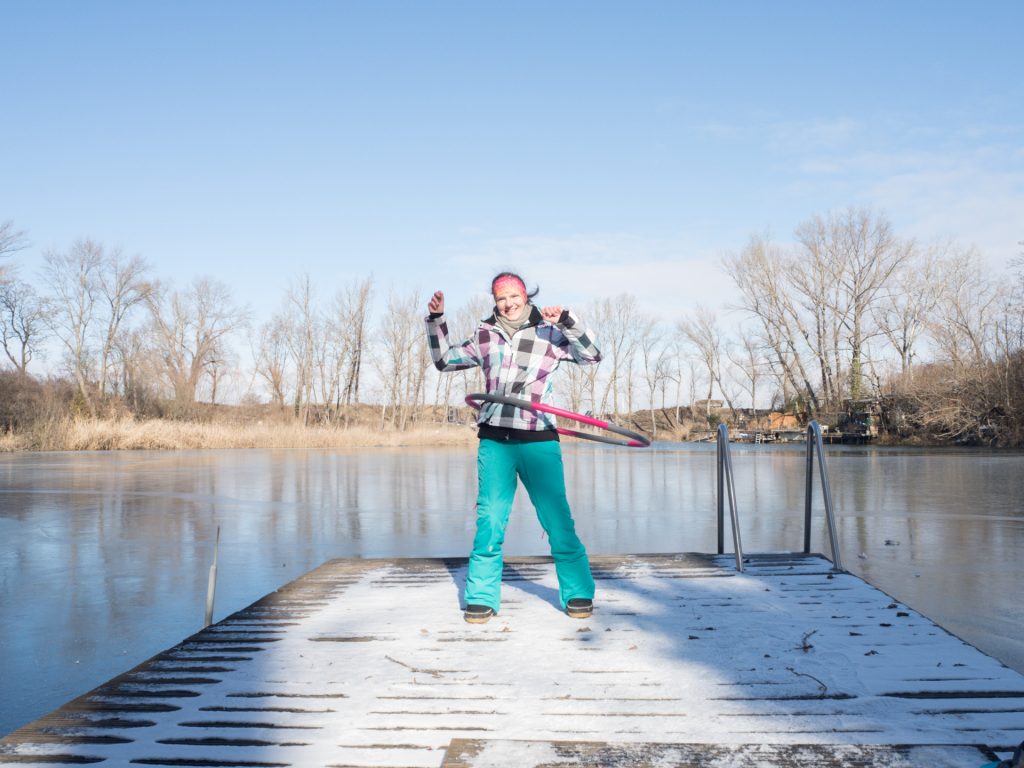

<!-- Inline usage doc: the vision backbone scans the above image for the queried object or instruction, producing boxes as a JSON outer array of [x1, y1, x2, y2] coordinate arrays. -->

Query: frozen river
[[1, 442, 1022, 735]]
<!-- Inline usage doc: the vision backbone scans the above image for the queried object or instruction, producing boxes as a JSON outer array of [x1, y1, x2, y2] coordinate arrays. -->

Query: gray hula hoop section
[[464, 393, 650, 448]]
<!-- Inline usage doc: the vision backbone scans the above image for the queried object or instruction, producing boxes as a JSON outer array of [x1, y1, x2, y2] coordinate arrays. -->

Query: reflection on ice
[[0, 444, 1022, 736]]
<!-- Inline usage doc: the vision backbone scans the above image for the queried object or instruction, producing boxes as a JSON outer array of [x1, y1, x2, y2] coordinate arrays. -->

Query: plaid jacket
[[426, 306, 602, 431]]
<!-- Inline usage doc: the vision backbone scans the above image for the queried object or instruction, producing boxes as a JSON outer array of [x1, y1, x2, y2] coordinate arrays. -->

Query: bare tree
[[726, 212, 911, 415], [202, 337, 237, 406], [110, 328, 153, 412], [318, 312, 344, 419], [678, 305, 738, 420], [554, 302, 602, 417], [724, 234, 821, 414], [686, 359, 701, 413], [636, 314, 667, 437], [878, 243, 1016, 445], [375, 287, 427, 429], [658, 334, 689, 425], [789, 221, 845, 409], [41, 240, 105, 415], [586, 298, 613, 414], [795, 208, 913, 401], [998, 246, 1024, 357], [253, 313, 291, 407], [96, 251, 153, 398], [926, 245, 1005, 369], [558, 360, 587, 414], [729, 326, 769, 421], [0, 278, 49, 373], [0, 220, 28, 270], [873, 242, 945, 376], [147, 277, 249, 408], [337, 276, 374, 408], [590, 293, 638, 417], [40, 240, 153, 412], [285, 274, 318, 423]]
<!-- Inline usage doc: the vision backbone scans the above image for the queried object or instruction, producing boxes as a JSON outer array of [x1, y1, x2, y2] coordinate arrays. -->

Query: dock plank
[[2, 553, 1021, 767], [441, 739, 998, 767]]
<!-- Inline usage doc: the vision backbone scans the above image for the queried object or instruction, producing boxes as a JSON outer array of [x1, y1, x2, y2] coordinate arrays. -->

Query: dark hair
[[490, 271, 539, 300]]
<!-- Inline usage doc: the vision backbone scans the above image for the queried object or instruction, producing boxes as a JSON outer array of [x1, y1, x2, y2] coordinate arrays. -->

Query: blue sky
[[2, 1, 1022, 323]]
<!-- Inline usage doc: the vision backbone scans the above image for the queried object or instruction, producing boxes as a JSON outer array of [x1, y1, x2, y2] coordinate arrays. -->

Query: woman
[[425, 272, 602, 624]]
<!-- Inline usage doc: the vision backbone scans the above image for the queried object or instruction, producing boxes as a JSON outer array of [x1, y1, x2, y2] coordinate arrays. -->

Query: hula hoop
[[464, 393, 651, 448]]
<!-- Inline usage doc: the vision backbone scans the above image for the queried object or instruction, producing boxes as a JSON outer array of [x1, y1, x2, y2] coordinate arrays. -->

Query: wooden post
[[204, 526, 220, 628]]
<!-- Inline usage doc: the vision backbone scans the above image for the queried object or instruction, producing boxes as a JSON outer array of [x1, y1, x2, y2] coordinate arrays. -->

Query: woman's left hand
[[540, 306, 563, 323]]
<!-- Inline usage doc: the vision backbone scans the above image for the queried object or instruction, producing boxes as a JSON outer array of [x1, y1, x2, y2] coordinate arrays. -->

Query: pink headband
[[492, 276, 527, 297]]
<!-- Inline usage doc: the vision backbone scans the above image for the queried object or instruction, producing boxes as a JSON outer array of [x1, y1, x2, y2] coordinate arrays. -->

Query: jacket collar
[[484, 304, 543, 329]]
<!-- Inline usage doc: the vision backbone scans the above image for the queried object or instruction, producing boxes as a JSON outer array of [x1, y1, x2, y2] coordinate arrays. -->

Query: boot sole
[[567, 607, 593, 619], [464, 612, 494, 624]]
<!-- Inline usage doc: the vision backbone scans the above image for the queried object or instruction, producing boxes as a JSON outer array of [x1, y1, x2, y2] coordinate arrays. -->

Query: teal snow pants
[[465, 438, 595, 613]]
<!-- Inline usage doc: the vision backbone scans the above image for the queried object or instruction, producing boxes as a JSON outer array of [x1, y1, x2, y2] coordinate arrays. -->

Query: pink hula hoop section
[[464, 393, 651, 448]]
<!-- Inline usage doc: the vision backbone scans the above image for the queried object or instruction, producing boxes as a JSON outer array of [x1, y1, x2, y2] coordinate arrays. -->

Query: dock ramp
[[2, 553, 1021, 766]]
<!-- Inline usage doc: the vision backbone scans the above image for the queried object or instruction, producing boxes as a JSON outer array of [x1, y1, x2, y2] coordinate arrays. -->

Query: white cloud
[[766, 117, 862, 152], [440, 233, 736, 323], [434, 116, 1024, 334], [766, 119, 1024, 270], [863, 151, 1024, 269], [696, 120, 745, 141]]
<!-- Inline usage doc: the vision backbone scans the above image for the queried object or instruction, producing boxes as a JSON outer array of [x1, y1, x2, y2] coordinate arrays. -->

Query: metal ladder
[[804, 420, 845, 572], [716, 424, 745, 572], [716, 421, 845, 573]]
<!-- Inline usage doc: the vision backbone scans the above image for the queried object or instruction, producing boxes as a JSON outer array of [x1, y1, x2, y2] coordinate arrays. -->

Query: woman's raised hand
[[540, 305, 563, 323], [428, 290, 445, 314]]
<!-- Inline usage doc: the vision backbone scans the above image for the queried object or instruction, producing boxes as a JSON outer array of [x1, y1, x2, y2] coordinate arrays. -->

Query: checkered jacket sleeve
[[555, 310, 602, 366], [425, 314, 482, 372]]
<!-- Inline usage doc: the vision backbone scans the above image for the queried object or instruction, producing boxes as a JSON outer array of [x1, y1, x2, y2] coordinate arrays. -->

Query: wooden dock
[[2, 553, 1022, 767]]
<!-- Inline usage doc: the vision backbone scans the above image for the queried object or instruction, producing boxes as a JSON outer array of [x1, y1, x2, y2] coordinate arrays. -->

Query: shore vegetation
[[2, 211, 1023, 449], [0, 413, 477, 452]]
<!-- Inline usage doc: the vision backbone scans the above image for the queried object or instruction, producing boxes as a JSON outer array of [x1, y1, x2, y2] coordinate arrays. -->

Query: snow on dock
[[2, 553, 1021, 767]]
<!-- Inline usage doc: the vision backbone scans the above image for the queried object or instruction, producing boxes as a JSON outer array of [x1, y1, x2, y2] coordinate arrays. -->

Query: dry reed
[[0, 416, 478, 452]]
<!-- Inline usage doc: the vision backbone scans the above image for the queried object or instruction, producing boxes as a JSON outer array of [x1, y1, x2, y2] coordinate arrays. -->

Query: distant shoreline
[[0, 415, 1002, 453], [0, 417, 479, 452]]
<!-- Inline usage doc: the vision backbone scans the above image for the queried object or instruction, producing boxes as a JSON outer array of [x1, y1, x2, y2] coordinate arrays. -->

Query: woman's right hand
[[428, 290, 445, 314]]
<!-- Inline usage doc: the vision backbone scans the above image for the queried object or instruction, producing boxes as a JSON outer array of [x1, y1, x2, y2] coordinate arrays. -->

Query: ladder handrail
[[716, 424, 745, 572], [804, 420, 845, 572]]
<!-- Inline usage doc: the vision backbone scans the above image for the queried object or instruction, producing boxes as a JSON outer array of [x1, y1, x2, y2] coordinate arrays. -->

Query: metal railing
[[716, 424, 745, 572], [804, 421, 845, 572]]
